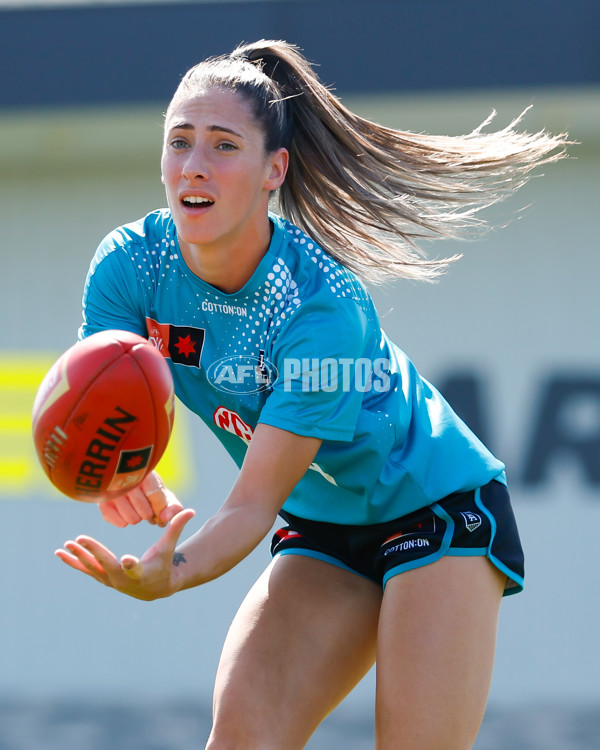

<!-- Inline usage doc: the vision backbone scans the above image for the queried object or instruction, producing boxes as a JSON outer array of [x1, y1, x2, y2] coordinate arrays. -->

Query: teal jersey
[[80, 209, 506, 524]]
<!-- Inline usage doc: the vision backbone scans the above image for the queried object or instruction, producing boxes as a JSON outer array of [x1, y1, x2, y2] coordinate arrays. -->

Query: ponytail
[[172, 40, 571, 283]]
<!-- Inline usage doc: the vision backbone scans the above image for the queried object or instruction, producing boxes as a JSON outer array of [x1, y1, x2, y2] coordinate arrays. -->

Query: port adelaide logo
[[207, 350, 278, 395], [461, 511, 482, 532]]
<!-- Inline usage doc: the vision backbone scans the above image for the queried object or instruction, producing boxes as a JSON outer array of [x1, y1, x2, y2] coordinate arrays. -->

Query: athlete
[[56, 40, 568, 750]]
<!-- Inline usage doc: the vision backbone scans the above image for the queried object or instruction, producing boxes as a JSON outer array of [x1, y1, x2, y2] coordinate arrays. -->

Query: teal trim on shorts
[[381, 501, 455, 589], [273, 548, 373, 581], [446, 547, 489, 556], [474, 487, 525, 595]]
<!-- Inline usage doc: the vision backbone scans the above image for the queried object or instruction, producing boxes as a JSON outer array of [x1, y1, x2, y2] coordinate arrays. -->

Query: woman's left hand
[[98, 471, 183, 528], [55, 508, 196, 601]]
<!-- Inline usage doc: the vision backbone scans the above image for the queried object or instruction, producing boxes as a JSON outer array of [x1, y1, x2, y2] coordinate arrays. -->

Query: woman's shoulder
[[268, 215, 380, 345], [100, 208, 175, 253], [271, 214, 373, 309]]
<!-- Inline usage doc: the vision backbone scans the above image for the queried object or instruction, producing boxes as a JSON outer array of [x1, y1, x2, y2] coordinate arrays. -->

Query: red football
[[32, 329, 175, 502]]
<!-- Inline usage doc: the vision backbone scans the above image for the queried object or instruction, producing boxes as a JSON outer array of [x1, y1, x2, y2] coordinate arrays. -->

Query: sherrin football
[[32, 330, 175, 502]]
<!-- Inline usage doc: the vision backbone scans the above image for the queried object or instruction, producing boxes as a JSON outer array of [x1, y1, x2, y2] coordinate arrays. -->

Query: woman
[[56, 40, 567, 749]]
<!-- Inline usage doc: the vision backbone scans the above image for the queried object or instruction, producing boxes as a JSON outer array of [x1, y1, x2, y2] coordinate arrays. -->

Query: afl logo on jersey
[[207, 351, 277, 394]]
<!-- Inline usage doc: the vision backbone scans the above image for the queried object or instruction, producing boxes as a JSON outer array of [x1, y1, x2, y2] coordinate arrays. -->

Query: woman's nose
[[182, 146, 209, 180]]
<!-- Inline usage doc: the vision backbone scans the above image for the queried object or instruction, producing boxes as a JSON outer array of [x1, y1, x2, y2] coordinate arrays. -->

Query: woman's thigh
[[207, 553, 382, 750], [375, 555, 506, 750]]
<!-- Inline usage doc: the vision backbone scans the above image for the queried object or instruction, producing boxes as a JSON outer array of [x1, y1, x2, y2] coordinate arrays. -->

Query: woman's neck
[[179, 218, 273, 294]]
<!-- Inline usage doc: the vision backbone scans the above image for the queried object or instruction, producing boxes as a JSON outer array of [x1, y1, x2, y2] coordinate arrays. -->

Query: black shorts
[[271, 480, 524, 595]]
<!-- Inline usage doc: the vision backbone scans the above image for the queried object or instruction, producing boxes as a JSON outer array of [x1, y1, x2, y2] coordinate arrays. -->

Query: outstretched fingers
[[56, 538, 113, 584], [55, 507, 197, 599]]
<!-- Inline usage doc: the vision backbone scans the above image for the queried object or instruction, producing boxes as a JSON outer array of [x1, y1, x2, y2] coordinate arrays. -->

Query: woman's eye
[[217, 142, 237, 152], [170, 138, 189, 149]]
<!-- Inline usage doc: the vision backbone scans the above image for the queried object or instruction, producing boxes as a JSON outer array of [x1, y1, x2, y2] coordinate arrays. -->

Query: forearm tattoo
[[172, 552, 187, 567]]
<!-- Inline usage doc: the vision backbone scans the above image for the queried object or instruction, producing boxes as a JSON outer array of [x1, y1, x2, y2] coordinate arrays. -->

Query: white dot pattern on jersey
[[127, 217, 369, 355], [129, 232, 179, 293], [283, 220, 365, 302], [212, 256, 303, 353]]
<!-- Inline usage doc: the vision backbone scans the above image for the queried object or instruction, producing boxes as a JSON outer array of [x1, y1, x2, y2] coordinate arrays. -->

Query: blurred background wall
[[1, 1, 598, 748]]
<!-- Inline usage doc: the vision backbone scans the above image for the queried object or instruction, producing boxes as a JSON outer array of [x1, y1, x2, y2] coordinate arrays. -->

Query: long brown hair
[[169, 40, 570, 283]]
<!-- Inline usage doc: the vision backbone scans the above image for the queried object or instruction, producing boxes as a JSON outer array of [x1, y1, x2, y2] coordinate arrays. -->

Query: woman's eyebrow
[[208, 124, 244, 138], [169, 122, 244, 139]]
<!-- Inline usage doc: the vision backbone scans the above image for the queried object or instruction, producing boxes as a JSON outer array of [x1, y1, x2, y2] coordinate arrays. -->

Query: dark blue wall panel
[[0, 0, 598, 109]]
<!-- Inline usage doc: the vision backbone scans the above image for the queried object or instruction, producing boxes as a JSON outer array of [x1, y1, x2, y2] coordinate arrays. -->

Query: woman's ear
[[264, 148, 289, 191]]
